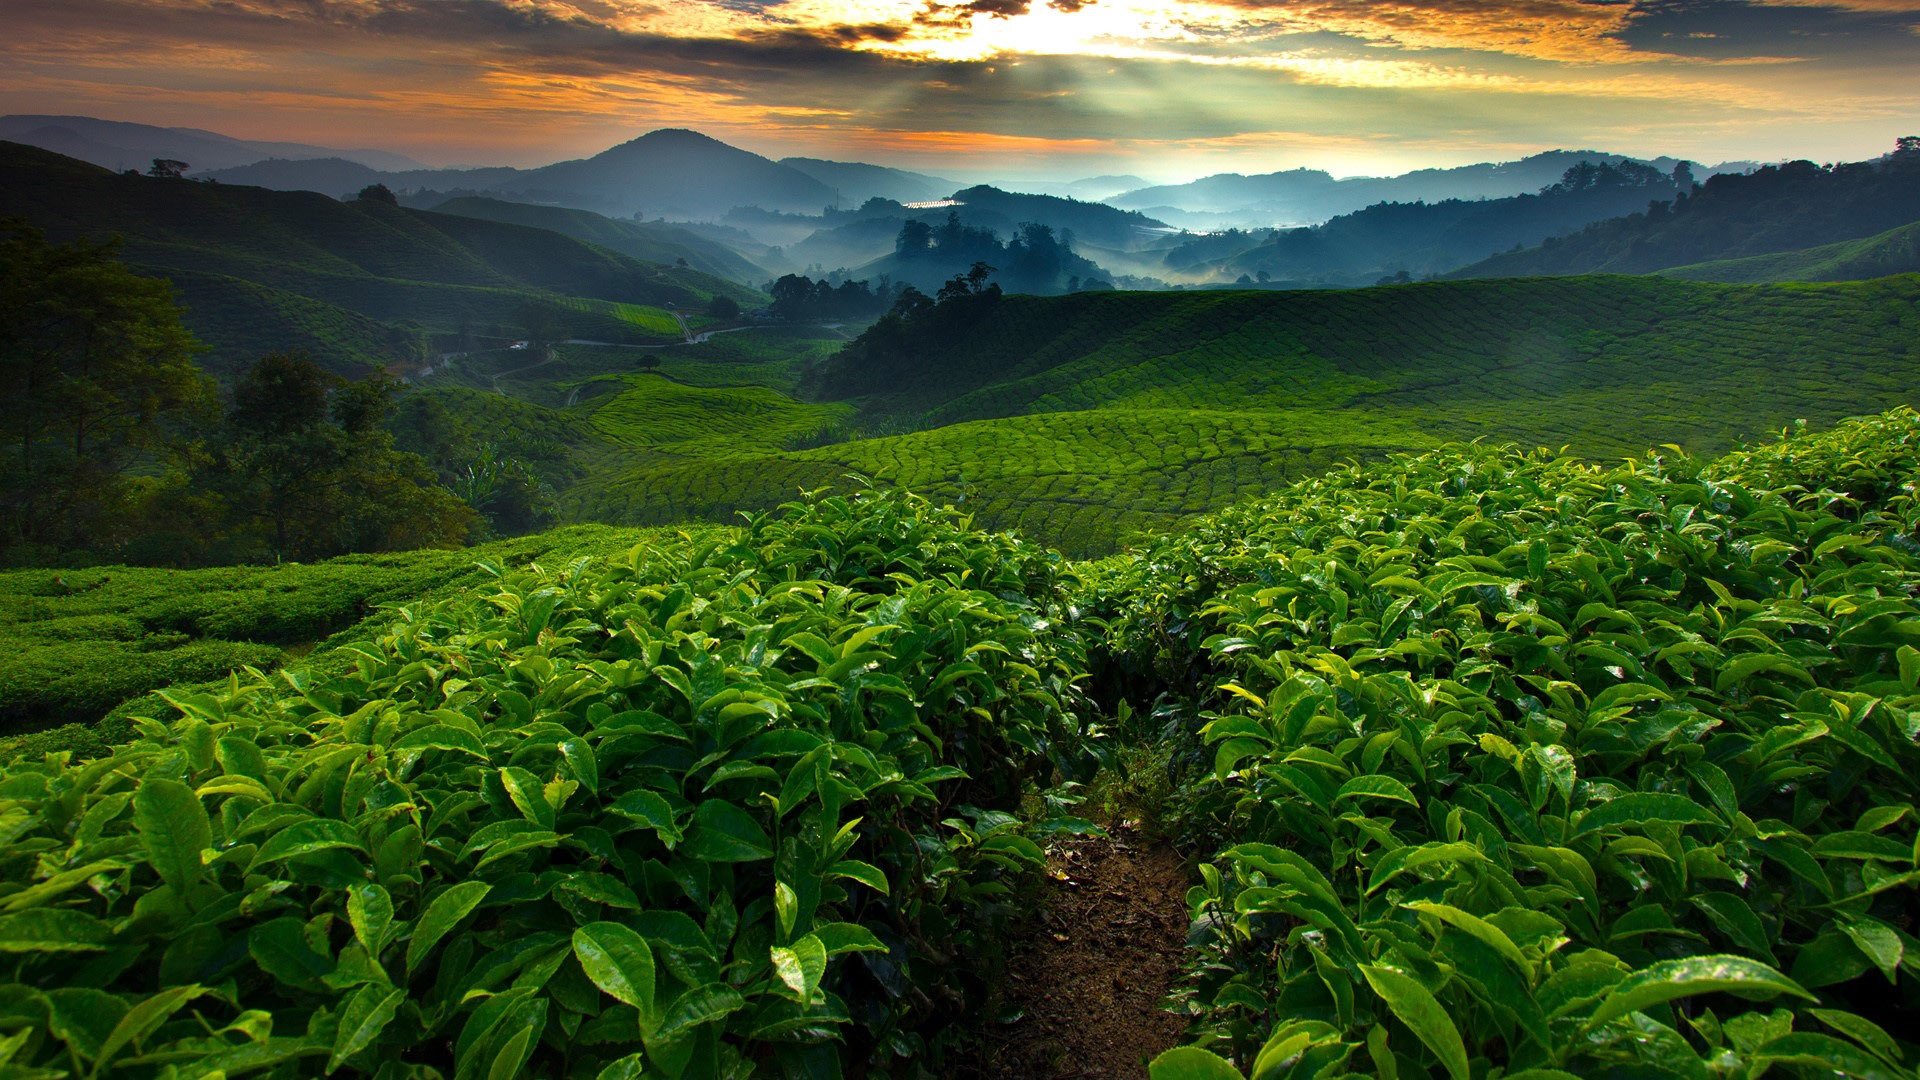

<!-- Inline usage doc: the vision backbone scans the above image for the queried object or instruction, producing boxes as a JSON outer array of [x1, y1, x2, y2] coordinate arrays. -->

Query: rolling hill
[[1154, 162, 1690, 285], [440, 274, 1920, 555], [1, 141, 764, 373], [1454, 150, 1920, 278], [1659, 218, 1920, 282], [1108, 150, 1741, 227], [425, 196, 769, 283], [778, 157, 956, 204]]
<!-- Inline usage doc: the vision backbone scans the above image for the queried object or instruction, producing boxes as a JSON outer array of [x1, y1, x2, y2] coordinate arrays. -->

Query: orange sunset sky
[[3, 0, 1918, 178]]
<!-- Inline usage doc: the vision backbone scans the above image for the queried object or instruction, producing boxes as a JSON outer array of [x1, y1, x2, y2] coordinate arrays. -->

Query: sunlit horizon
[[3, 0, 1916, 181]]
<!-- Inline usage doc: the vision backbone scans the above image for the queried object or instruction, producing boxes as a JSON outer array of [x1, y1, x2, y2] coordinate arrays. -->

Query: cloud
[[0, 0, 1912, 174]]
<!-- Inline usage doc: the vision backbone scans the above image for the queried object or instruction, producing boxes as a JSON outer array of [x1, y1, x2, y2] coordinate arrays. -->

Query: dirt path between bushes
[[967, 823, 1190, 1079]]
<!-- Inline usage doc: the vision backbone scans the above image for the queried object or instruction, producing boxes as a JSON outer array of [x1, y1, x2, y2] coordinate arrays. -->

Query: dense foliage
[[1084, 410, 1920, 1078], [0, 221, 213, 561], [0, 490, 1094, 1077]]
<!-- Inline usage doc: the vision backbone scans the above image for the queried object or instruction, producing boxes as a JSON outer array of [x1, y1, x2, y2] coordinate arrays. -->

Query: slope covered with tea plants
[[4, 411, 1920, 1077], [544, 274, 1919, 553], [1662, 219, 1920, 283], [1093, 408, 1920, 1078], [0, 489, 1095, 1077]]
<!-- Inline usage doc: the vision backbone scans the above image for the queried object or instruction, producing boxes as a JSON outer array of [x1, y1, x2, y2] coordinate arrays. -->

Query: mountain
[[778, 158, 956, 205], [1658, 219, 1920, 283], [197, 128, 840, 221], [512, 129, 834, 219], [0, 142, 762, 374], [0, 114, 424, 173], [425, 196, 769, 283], [998, 174, 1152, 201], [1453, 150, 1920, 279], [1109, 151, 1739, 227], [1157, 160, 1689, 286]]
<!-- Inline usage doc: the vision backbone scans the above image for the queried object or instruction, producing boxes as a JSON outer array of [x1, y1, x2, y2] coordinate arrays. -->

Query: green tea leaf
[[1149, 1046, 1246, 1080], [328, 984, 404, 1074], [1586, 955, 1812, 1028], [406, 881, 490, 978], [1361, 964, 1470, 1080], [771, 933, 828, 1002], [134, 777, 209, 893], [573, 922, 657, 1016]]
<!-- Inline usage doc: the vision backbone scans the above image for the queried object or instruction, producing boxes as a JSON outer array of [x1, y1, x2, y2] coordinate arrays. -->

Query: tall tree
[[206, 353, 474, 561], [0, 222, 213, 556]]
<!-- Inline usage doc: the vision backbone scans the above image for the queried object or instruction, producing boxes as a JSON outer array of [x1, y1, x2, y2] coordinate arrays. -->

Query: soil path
[[969, 823, 1189, 1079]]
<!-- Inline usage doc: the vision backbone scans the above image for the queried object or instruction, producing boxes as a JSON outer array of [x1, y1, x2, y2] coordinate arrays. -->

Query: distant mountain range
[[197, 130, 843, 220], [778, 158, 957, 206], [1109, 151, 1753, 228], [0, 114, 425, 174]]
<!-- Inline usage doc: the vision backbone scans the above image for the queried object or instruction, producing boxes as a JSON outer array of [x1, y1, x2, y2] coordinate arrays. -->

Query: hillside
[[426, 196, 769, 283], [1156, 162, 1689, 285], [1109, 150, 1731, 227], [1659, 218, 1920, 282], [1455, 150, 1920, 278], [779, 156, 956, 204], [0, 142, 763, 372], [476, 274, 1920, 555]]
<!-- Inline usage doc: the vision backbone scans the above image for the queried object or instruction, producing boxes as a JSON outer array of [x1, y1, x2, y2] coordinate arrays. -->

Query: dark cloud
[[1617, 0, 1920, 59]]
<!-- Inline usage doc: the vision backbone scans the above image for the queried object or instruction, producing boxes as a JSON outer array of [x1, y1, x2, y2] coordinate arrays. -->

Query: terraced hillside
[[444, 275, 1920, 555], [0, 142, 764, 374]]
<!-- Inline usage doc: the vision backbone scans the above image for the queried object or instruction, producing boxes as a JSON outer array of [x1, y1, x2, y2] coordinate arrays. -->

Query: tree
[[205, 353, 474, 561], [355, 183, 398, 205], [896, 219, 934, 255], [706, 294, 741, 320], [1671, 161, 1696, 190], [516, 300, 563, 351], [0, 222, 214, 557], [147, 159, 188, 179], [1895, 136, 1920, 161]]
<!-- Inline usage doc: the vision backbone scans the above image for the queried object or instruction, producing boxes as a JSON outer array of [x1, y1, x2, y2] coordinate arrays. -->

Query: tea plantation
[[3, 410, 1919, 1076], [461, 274, 1920, 556]]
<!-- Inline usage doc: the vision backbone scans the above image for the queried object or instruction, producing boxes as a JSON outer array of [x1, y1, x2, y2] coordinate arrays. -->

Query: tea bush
[[0, 490, 1092, 1077], [1096, 410, 1920, 1077]]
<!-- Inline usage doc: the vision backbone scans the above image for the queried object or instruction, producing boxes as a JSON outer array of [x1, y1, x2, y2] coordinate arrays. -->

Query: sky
[[2, 0, 1917, 180]]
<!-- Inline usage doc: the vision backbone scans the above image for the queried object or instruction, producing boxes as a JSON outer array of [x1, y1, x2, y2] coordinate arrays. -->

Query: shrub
[[0, 490, 1091, 1077], [1102, 411, 1920, 1078]]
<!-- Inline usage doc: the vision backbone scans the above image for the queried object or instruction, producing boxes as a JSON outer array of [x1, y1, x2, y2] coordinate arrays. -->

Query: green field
[[426, 274, 1920, 555]]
